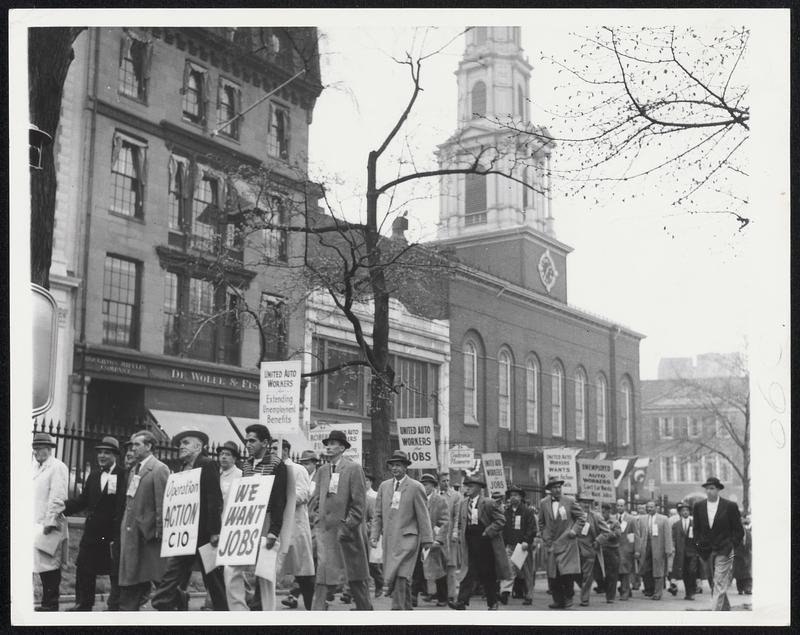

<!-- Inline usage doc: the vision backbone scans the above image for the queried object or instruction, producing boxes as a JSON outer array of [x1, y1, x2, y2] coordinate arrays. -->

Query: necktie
[[134, 462, 141, 475], [395, 480, 400, 491]]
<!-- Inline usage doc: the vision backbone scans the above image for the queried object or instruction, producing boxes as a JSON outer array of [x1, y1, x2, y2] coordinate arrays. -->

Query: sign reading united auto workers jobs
[[448, 445, 475, 470], [577, 459, 616, 503], [259, 360, 302, 437], [309, 423, 363, 466], [216, 475, 275, 566], [482, 453, 507, 497], [396, 418, 438, 469], [543, 447, 581, 495], [160, 468, 202, 557]]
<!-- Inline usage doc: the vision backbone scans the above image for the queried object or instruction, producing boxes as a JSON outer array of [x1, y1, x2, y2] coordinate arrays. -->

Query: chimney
[[391, 213, 409, 242]]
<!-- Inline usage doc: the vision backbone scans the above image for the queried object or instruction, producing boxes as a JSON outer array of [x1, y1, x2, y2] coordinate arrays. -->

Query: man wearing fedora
[[118, 430, 170, 611], [670, 501, 699, 601], [575, 494, 611, 607], [370, 451, 432, 609], [151, 428, 227, 611], [499, 484, 538, 606], [691, 476, 744, 610], [32, 432, 70, 611], [412, 472, 449, 607], [311, 429, 372, 610], [450, 474, 510, 610], [637, 500, 673, 600], [64, 436, 127, 611], [537, 476, 587, 609], [217, 441, 242, 507]]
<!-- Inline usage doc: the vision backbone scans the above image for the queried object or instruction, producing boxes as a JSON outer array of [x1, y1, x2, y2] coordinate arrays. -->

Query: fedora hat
[[94, 436, 120, 454], [32, 432, 57, 448], [386, 450, 412, 466], [701, 476, 725, 490], [505, 484, 526, 498], [321, 429, 351, 449], [676, 501, 691, 511], [544, 476, 565, 491], [172, 427, 209, 447], [576, 492, 595, 503], [420, 473, 438, 485], [216, 440, 241, 459], [298, 449, 320, 464], [462, 474, 486, 488]]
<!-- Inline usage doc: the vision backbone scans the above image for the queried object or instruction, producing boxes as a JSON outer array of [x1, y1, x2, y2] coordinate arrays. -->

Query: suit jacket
[[187, 455, 222, 546], [440, 487, 462, 568], [458, 494, 511, 580], [576, 510, 611, 559], [33, 455, 70, 573], [691, 497, 744, 557], [537, 494, 587, 577], [671, 516, 698, 579], [503, 501, 537, 547], [636, 513, 674, 578]]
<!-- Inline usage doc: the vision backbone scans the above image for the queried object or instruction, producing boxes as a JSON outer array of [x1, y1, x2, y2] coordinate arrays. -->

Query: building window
[[110, 134, 145, 218], [259, 292, 287, 361], [688, 416, 702, 438], [690, 457, 703, 482], [719, 459, 731, 482], [464, 340, 478, 423], [471, 81, 487, 118], [660, 417, 674, 439], [503, 465, 513, 484], [465, 172, 487, 221], [679, 456, 690, 482], [551, 362, 564, 437], [474, 27, 487, 46], [716, 417, 731, 438], [517, 85, 525, 119], [322, 341, 366, 414], [102, 256, 140, 348], [662, 456, 675, 483], [167, 156, 188, 231], [525, 357, 539, 433], [394, 356, 438, 421], [522, 166, 530, 209], [217, 79, 241, 139], [527, 465, 540, 486], [118, 32, 152, 101], [498, 349, 512, 430], [191, 175, 220, 251], [162, 271, 241, 365], [596, 373, 607, 443], [182, 62, 208, 124], [267, 103, 290, 159], [260, 196, 288, 262], [574, 368, 587, 441], [621, 378, 632, 446]]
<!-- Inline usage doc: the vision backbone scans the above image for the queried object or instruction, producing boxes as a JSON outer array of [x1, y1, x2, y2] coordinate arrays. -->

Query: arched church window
[[465, 173, 487, 215], [471, 81, 487, 118]]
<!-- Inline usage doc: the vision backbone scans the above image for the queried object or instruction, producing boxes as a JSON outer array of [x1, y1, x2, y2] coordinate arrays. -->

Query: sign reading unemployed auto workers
[[259, 360, 302, 436], [396, 418, 437, 468], [160, 468, 202, 557], [482, 453, 507, 497], [216, 475, 275, 566], [543, 447, 580, 495], [577, 459, 616, 503], [308, 423, 363, 466], [448, 445, 475, 470]]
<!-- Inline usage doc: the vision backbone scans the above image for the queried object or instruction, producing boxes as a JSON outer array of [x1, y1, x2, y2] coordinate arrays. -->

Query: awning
[[148, 409, 246, 452]]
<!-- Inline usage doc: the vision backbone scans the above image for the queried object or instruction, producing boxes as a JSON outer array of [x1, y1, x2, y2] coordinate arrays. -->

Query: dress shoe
[[563, 599, 574, 608], [651, 595, 662, 601], [522, 598, 532, 606], [374, 589, 383, 598], [35, 606, 58, 612], [606, 599, 614, 604], [488, 603, 499, 610], [66, 605, 91, 611], [282, 596, 298, 609], [685, 595, 695, 601], [499, 591, 510, 605], [448, 600, 466, 610], [548, 602, 564, 609], [579, 601, 589, 607], [744, 591, 752, 595], [340, 593, 352, 604]]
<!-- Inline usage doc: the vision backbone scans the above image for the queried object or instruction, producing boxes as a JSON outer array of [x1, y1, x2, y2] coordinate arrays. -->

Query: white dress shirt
[[100, 463, 116, 491], [707, 499, 719, 527]]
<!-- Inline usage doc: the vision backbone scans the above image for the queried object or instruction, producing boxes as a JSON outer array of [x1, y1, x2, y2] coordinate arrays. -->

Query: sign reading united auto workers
[[396, 418, 438, 469], [259, 360, 302, 437]]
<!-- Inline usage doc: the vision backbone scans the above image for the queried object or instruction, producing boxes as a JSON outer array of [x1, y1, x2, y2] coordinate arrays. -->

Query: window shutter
[[143, 41, 154, 86]]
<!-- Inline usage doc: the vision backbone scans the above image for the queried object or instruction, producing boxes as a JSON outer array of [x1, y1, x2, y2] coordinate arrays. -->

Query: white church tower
[[436, 26, 572, 301]]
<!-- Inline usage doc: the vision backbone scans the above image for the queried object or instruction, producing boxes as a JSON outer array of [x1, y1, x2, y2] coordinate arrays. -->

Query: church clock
[[538, 249, 558, 293]]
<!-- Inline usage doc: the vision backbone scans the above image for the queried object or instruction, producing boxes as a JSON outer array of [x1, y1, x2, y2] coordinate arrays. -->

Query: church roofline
[[435, 225, 574, 255]]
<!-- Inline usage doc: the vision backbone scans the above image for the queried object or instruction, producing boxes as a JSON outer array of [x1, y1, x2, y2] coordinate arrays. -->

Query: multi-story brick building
[[435, 27, 644, 497]]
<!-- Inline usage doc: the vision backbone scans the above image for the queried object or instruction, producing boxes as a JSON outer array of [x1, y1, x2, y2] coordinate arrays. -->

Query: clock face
[[538, 249, 558, 293]]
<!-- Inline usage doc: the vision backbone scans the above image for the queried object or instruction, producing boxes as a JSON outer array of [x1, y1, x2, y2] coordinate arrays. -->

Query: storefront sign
[[309, 423, 363, 466], [396, 418, 437, 469], [259, 360, 303, 436], [216, 475, 275, 566], [448, 445, 475, 470], [543, 447, 581, 495], [577, 459, 616, 503], [482, 452, 507, 497], [160, 468, 202, 557]]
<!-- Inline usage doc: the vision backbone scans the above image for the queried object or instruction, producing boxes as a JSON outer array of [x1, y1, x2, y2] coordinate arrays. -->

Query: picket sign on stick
[[216, 475, 274, 566], [160, 468, 202, 557]]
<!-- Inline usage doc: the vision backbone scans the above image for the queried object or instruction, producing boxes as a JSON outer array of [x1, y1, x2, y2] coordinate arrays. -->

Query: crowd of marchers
[[32, 427, 752, 612]]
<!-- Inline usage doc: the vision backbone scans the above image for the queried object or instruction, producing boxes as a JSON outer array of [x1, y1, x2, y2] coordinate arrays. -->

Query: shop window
[[102, 255, 140, 348]]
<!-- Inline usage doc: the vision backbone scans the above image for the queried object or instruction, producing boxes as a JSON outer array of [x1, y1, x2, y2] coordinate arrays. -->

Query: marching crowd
[[32, 425, 752, 613]]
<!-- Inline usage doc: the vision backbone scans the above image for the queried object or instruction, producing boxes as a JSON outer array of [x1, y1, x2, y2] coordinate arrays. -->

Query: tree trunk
[[742, 399, 750, 514], [28, 27, 83, 288]]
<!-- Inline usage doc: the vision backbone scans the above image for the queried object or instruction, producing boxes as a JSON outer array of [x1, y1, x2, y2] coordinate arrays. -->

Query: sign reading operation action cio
[[160, 468, 202, 557]]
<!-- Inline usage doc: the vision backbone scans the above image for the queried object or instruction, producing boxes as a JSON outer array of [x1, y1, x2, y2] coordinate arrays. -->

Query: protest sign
[[396, 418, 437, 469], [160, 468, 202, 557], [216, 475, 275, 566], [259, 360, 302, 437], [577, 459, 616, 503], [448, 445, 475, 470], [543, 447, 580, 495], [308, 422, 363, 465], [482, 452, 507, 497]]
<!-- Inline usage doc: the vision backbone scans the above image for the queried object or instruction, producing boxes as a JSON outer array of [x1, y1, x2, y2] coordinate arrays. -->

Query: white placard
[[160, 468, 202, 557], [577, 459, 616, 504], [396, 418, 438, 469], [259, 360, 303, 437], [216, 475, 275, 566], [482, 452, 506, 497], [510, 542, 528, 569], [308, 422, 363, 466], [543, 447, 581, 495], [448, 445, 475, 470]]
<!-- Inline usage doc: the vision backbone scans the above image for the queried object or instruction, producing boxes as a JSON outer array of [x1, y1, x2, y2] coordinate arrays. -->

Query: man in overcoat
[[576, 494, 611, 607], [32, 432, 70, 611], [734, 513, 752, 595], [597, 502, 622, 604], [65, 436, 127, 611], [118, 430, 170, 611], [151, 428, 227, 611], [669, 502, 699, 600], [691, 476, 744, 610], [449, 475, 509, 610], [438, 472, 462, 602], [499, 484, 537, 606], [311, 429, 372, 610], [537, 476, 587, 609], [364, 470, 384, 598], [637, 500, 674, 600], [411, 472, 448, 606], [614, 498, 639, 600], [369, 451, 432, 609]]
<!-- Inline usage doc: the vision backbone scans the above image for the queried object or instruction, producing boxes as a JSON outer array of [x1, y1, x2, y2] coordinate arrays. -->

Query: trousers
[[38, 569, 62, 610], [599, 547, 620, 602], [500, 544, 535, 599], [369, 562, 384, 593], [548, 572, 577, 607], [152, 554, 227, 611], [457, 528, 497, 607], [579, 549, 597, 604], [705, 549, 735, 610], [118, 582, 151, 611], [311, 579, 372, 610]]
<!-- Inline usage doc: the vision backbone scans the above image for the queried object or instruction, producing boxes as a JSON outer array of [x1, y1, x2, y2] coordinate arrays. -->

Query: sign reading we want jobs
[[259, 360, 302, 437], [216, 475, 275, 566]]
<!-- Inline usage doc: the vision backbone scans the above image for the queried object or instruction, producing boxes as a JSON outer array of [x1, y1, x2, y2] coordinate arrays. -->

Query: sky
[[305, 19, 757, 380]]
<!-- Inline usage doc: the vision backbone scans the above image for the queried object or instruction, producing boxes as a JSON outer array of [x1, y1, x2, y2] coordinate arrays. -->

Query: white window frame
[[498, 349, 512, 430], [525, 357, 539, 434], [551, 362, 564, 437], [574, 368, 586, 441], [596, 374, 607, 443], [660, 416, 674, 440], [688, 416, 702, 439], [621, 379, 632, 446], [464, 340, 478, 424]]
